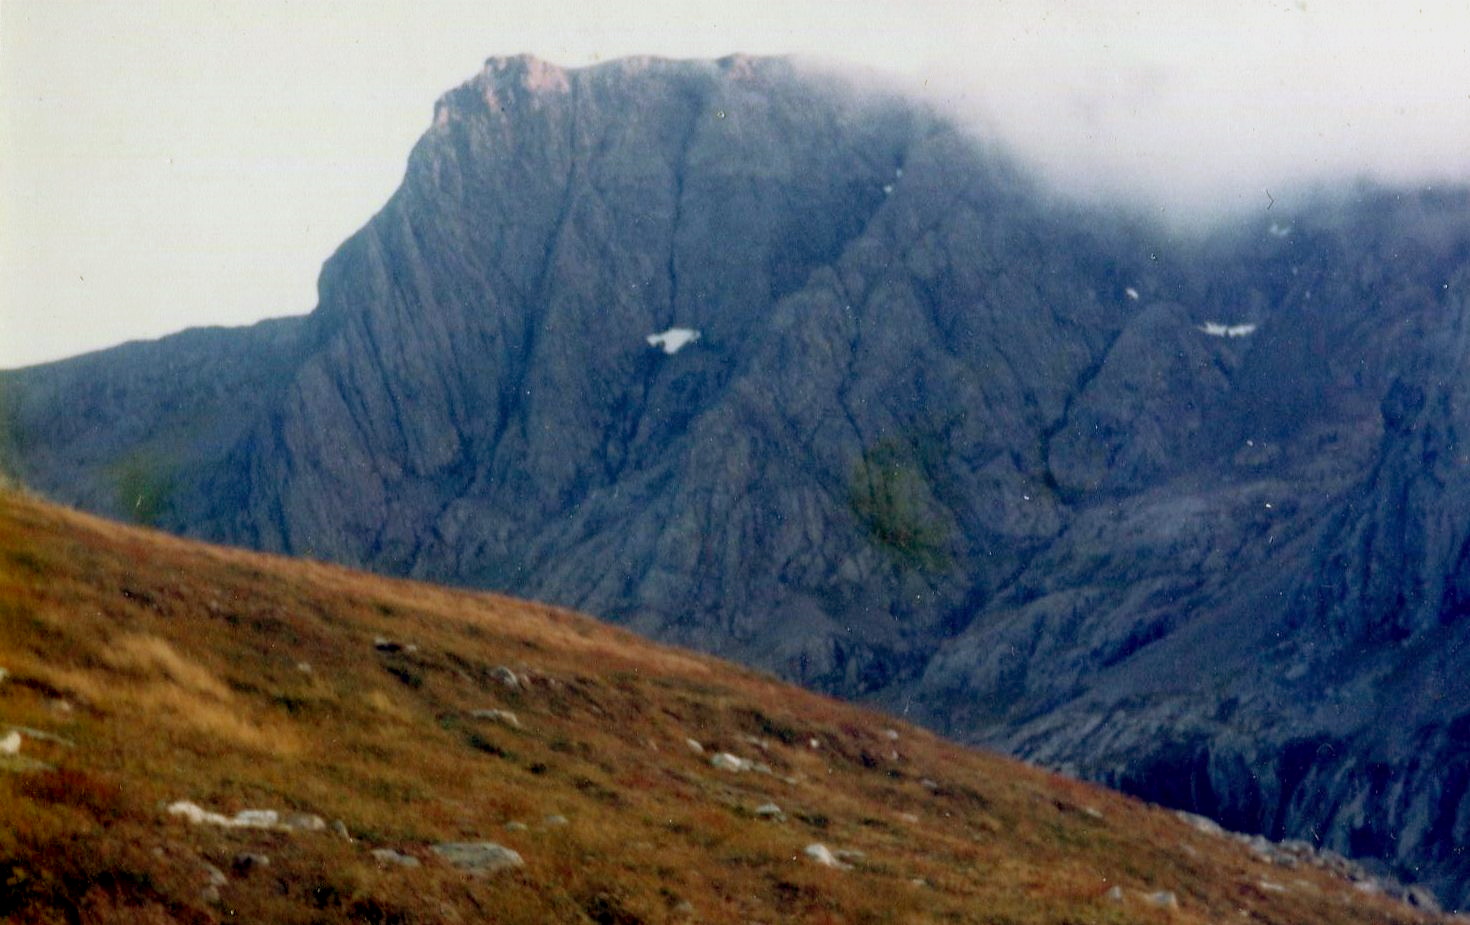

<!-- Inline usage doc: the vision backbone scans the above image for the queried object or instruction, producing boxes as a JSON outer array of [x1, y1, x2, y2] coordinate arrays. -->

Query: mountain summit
[[3, 54, 1469, 908]]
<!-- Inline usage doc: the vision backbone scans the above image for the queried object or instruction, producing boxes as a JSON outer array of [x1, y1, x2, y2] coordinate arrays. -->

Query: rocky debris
[[371, 848, 422, 869], [431, 841, 524, 875], [470, 708, 520, 728], [753, 803, 784, 820], [1142, 890, 1179, 909], [490, 666, 520, 689], [1183, 816, 1449, 908], [804, 844, 851, 870], [231, 853, 270, 875], [167, 801, 324, 832], [711, 752, 752, 772], [1176, 810, 1226, 838]]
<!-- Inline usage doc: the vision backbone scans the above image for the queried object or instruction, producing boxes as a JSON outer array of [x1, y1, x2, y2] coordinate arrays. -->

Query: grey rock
[[1142, 890, 1178, 909], [490, 666, 520, 689], [231, 853, 270, 874], [199, 861, 227, 903], [371, 848, 422, 868], [753, 803, 784, 819], [331, 819, 352, 840], [283, 812, 326, 831], [431, 841, 524, 874]]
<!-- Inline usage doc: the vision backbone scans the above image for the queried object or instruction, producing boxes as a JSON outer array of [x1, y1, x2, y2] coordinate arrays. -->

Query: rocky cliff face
[[3, 55, 1467, 908]]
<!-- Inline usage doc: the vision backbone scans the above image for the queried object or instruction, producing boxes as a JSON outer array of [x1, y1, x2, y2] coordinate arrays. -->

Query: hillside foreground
[[0, 490, 1455, 924]]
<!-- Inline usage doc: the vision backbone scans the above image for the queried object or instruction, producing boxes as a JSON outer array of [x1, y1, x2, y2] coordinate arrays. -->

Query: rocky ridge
[[2, 54, 1467, 907]]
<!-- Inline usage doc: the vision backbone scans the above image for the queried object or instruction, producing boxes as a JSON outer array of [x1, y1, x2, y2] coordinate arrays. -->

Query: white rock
[[711, 752, 752, 772], [882, 729, 900, 741], [1105, 885, 1124, 902], [490, 666, 520, 688], [168, 801, 231, 826], [0, 731, 21, 755], [471, 708, 520, 728], [234, 809, 279, 828], [754, 803, 784, 819], [804, 843, 851, 869], [685, 738, 705, 754]]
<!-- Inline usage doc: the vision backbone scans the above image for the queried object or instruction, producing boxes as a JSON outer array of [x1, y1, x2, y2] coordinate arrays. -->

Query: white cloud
[[2, 1, 1466, 367]]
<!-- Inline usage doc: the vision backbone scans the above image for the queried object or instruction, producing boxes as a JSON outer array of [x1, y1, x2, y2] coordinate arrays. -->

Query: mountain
[[0, 488, 1453, 923], [3, 54, 1469, 908]]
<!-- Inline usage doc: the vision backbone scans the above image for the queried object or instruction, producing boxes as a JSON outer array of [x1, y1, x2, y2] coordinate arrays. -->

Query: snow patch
[[1125, 287, 1140, 301], [1268, 221, 1292, 238], [646, 327, 701, 355], [1198, 321, 1257, 337]]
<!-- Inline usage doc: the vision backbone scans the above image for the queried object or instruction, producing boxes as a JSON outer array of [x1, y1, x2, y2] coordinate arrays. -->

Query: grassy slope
[[0, 490, 1447, 924]]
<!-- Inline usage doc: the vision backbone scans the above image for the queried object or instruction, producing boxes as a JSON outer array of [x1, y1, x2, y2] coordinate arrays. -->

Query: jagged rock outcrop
[[2, 54, 1467, 907]]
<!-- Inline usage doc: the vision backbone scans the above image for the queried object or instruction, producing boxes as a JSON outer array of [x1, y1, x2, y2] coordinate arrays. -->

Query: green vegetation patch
[[848, 436, 953, 572]]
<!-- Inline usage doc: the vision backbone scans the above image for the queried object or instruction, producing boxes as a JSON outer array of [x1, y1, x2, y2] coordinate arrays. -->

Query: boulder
[[432, 841, 525, 875]]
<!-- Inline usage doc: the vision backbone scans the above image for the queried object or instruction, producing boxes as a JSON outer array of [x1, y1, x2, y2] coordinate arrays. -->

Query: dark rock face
[[3, 54, 1468, 908]]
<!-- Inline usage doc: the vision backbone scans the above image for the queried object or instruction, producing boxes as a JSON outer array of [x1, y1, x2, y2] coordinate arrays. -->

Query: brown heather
[[0, 490, 1447, 924]]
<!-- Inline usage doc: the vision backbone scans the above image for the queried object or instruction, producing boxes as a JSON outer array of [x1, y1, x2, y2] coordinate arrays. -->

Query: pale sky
[[3, 0, 1468, 369]]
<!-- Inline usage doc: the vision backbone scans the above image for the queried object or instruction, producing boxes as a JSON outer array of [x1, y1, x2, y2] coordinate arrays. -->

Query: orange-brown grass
[[0, 490, 1449, 924]]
